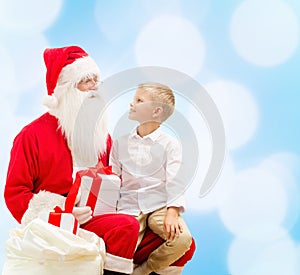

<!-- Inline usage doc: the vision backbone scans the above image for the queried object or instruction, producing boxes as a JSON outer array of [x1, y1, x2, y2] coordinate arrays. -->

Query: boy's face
[[129, 88, 157, 123]]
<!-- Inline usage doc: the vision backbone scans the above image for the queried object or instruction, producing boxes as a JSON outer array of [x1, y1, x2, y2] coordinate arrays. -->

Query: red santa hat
[[43, 45, 100, 108]]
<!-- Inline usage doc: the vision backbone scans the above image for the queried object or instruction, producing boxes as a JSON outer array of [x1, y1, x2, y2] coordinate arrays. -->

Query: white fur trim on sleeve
[[21, 191, 66, 227]]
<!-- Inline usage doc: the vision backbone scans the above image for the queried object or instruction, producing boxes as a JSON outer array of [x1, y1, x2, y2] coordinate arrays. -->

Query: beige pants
[[136, 207, 192, 272]]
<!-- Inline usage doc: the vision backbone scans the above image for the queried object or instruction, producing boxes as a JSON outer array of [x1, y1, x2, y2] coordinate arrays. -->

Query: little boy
[[110, 83, 192, 275]]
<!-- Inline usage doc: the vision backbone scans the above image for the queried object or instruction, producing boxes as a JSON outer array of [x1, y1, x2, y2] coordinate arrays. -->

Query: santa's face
[[76, 75, 99, 92]]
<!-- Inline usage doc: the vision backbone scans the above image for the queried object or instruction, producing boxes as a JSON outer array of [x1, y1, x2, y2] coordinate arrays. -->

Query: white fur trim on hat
[[58, 56, 100, 85]]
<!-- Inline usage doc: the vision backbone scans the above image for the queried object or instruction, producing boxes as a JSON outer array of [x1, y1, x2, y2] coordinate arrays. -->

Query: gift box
[[39, 211, 79, 235], [77, 167, 120, 216], [38, 170, 81, 235]]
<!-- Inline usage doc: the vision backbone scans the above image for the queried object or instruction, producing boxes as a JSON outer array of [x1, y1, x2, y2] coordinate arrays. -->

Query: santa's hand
[[72, 206, 92, 224]]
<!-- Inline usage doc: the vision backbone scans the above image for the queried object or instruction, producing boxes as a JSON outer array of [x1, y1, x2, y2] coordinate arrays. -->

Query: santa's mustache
[[84, 90, 100, 99], [74, 88, 101, 100], [76, 89, 106, 120]]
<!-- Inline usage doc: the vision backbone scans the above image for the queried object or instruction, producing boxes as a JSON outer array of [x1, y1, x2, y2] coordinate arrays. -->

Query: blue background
[[0, 1, 300, 274]]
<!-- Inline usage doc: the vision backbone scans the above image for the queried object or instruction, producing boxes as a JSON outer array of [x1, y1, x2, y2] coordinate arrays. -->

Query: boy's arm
[[164, 139, 187, 240], [165, 139, 186, 212]]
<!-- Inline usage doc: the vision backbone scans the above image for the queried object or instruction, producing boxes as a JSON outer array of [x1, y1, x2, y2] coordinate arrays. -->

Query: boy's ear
[[153, 106, 164, 118]]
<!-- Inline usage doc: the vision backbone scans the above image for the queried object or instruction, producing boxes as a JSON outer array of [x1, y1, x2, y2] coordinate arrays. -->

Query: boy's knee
[[148, 214, 163, 229], [170, 231, 193, 252]]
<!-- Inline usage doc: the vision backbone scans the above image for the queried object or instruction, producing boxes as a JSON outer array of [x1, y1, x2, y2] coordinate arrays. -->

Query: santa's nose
[[87, 79, 98, 89]]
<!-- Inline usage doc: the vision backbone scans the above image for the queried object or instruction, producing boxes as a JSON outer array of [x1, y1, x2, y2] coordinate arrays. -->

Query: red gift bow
[[89, 161, 114, 176]]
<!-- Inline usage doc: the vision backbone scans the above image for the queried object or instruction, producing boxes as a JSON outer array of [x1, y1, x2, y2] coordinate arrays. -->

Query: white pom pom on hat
[[42, 94, 59, 109]]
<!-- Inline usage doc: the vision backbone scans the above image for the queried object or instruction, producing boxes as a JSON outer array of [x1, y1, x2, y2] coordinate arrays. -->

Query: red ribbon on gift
[[85, 176, 101, 214], [76, 163, 116, 215], [47, 168, 82, 234]]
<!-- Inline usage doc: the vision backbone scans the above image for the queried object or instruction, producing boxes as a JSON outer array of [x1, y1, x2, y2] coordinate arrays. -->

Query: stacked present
[[38, 164, 120, 235], [39, 209, 79, 235], [77, 166, 120, 216]]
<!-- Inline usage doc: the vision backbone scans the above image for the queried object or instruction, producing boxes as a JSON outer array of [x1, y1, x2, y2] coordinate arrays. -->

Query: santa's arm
[[4, 129, 65, 225]]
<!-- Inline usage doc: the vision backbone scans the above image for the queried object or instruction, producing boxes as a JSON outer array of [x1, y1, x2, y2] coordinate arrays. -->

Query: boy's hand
[[164, 207, 183, 241]]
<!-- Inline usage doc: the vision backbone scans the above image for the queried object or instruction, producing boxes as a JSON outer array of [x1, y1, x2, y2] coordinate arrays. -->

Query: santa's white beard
[[49, 85, 108, 167]]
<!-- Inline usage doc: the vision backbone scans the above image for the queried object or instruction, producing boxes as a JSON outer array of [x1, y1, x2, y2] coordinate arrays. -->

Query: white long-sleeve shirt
[[110, 127, 187, 216]]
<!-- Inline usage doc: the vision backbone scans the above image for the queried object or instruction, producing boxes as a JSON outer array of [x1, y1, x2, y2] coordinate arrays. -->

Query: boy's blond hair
[[138, 82, 175, 122]]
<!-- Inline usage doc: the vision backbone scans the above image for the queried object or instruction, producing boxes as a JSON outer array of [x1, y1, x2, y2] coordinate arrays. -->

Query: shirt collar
[[130, 127, 161, 142]]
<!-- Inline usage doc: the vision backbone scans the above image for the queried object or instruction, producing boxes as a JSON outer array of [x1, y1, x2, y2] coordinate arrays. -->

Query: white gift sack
[[3, 218, 106, 275]]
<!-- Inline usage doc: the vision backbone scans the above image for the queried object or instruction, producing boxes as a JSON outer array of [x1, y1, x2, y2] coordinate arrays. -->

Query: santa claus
[[4, 46, 195, 275]]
